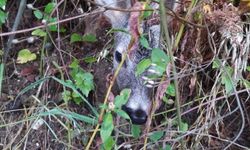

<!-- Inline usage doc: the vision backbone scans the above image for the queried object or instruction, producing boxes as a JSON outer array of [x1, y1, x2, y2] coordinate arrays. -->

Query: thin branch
[[4, 0, 27, 63]]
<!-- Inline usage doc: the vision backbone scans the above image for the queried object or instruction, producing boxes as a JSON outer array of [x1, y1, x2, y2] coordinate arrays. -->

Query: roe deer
[[96, 0, 176, 124]]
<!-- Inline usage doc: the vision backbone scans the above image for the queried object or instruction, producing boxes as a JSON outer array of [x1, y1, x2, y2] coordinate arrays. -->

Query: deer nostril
[[122, 105, 147, 125], [134, 109, 145, 118]]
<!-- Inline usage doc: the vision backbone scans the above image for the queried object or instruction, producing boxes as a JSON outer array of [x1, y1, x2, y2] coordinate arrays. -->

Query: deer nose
[[122, 105, 147, 125]]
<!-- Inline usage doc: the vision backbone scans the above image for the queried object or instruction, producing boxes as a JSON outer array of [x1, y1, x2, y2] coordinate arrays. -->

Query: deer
[[95, 0, 176, 124]]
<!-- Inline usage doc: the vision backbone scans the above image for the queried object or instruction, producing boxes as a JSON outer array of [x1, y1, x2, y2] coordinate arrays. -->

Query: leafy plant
[[131, 124, 141, 138], [149, 131, 164, 142], [17, 49, 37, 64], [212, 59, 236, 94], [62, 59, 94, 104], [30, 1, 65, 32], [70, 33, 98, 43], [0, 0, 7, 26], [100, 89, 131, 149]]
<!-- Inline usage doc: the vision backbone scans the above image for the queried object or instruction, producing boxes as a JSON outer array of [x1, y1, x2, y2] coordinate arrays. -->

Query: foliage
[[62, 59, 95, 104], [70, 33, 97, 43], [0, 0, 7, 26], [17, 49, 37, 64]]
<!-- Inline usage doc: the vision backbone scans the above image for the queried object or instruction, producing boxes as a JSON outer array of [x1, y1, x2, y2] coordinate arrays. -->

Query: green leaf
[[114, 109, 130, 120], [140, 35, 150, 49], [221, 67, 234, 94], [33, 10, 43, 19], [0, 10, 7, 26], [166, 83, 175, 97], [69, 59, 79, 69], [114, 89, 131, 108], [82, 34, 97, 43], [32, 29, 47, 37], [180, 121, 188, 132], [83, 56, 97, 63], [44, 2, 55, 14], [136, 58, 151, 76], [17, 49, 37, 64], [151, 48, 169, 75], [243, 79, 250, 88], [164, 144, 171, 150], [142, 3, 153, 19], [212, 58, 220, 69], [0, 0, 6, 7], [70, 33, 82, 43], [81, 72, 94, 96], [48, 17, 57, 31], [101, 112, 114, 143], [103, 137, 115, 150], [247, 66, 250, 72], [62, 90, 71, 102], [151, 48, 169, 63], [149, 131, 164, 142], [72, 91, 82, 105], [131, 125, 141, 138]]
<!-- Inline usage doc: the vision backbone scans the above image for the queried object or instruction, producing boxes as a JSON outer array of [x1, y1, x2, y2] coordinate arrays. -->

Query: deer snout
[[122, 105, 148, 125]]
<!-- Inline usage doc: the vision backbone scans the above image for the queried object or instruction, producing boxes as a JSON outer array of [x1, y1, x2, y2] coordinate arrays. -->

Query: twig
[[4, 0, 27, 63], [159, 0, 184, 148], [85, 32, 136, 150]]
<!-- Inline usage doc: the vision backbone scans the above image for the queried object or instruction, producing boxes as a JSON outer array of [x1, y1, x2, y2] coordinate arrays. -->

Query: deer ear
[[95, 0, 131, 28]]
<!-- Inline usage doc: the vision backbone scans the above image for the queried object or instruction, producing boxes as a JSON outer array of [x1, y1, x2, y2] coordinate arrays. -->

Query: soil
[[0, 0, 249, 150]]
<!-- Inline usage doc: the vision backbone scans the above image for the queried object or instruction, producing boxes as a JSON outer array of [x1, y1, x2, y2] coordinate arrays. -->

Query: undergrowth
[[0, 0, 249, 150]]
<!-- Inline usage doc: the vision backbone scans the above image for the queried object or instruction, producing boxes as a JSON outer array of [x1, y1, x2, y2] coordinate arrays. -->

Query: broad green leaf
[[149, 131, 164, 142], [103, 137, 115, 150], [212, 58, 220, 69], [243, 79, 250, 88], [79, 72, 94, 96], [32, 29, 46, 37], [48, 17, 57, 31], [151, 48, 168, 63], [136, 58, 151, 76], [0, 10, 7, 25], [140, 35, 150, 49], [44, 2, 55, 14], [131, 125, 141, 138], [70, 33, 82, 43], [180, 121, 188, 132], [166, 83, 175, 97], [101, 112, 114, 143], [247, 66, 250, 72], [114, 89, 131, 108], [142, 3, 153, 19], [221, 67, 234, 94], [17, 49, 37, 64], [0, 0, 6, 7], [33, 10, 43, 19], [82, 34, 97, 43], [164, 144, 171, 150], [151, 48, 169, 75], [115, 109, 130, 120]]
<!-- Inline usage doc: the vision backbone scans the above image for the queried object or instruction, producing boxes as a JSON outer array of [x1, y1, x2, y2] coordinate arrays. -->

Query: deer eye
[[115, 51, 122, 62]]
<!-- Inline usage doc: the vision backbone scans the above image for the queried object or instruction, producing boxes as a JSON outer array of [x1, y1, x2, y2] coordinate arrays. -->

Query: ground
[[0, 0, 250, 150]]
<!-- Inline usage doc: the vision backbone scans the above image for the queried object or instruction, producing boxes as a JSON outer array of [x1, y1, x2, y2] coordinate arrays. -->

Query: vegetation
[[0, 0, 249, 149]]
